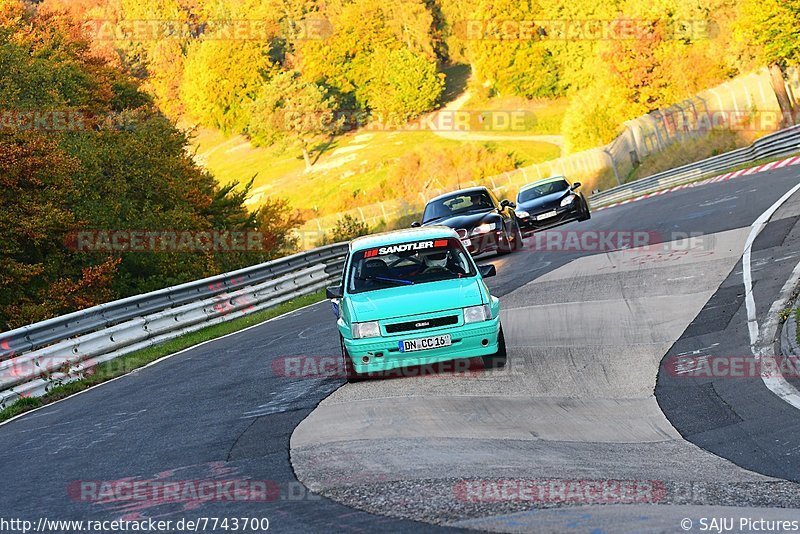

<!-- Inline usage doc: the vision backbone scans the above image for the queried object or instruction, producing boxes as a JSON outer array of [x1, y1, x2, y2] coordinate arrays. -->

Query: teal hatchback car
[[326, 227, 506, 381]]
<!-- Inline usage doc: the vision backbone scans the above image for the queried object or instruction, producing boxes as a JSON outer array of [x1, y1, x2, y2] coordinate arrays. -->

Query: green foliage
[[295, 0, 442, 118], [0, 1, 301, 329], [735, 0, 800, 67], [181, 39, 276, 133], [331, 214, 370, 243], [377, 143, 521, 202], [360, 48, 444, 120], [465, 0, 561, 98], [247, 70, 342, 168], [38, 0, 764, 161]]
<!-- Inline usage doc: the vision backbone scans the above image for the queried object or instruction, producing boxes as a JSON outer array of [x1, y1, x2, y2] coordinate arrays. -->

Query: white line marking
[[742, 180, 800, 410], [774, 253, 800, 262], [759, 260, 800, 409]]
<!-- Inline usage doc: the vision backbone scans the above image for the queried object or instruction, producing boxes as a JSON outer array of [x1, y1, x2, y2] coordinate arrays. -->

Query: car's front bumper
[[519, 204, 581, 234], [461, 230, 507, 255], [343, 316, 501, 374]]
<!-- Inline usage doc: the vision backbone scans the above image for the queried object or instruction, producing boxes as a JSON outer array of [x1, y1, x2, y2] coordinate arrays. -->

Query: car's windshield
[[423, 191, 494, 222], [517, 179, 570, 203], [347, 237, 475, 294]]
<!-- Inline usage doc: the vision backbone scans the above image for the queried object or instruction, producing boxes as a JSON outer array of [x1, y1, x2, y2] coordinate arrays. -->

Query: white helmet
[[424, 250, 448, 269]]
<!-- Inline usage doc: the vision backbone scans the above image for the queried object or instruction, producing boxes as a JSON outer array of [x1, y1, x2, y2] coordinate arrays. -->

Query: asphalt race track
[[3, 166, 800, 533]]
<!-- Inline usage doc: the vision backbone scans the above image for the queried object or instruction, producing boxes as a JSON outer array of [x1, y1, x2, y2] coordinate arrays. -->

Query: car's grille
[[384, 315, 459, 334]]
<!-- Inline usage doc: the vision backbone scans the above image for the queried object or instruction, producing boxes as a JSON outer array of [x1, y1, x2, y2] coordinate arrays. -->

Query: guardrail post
[[603, 148, 622, 186]]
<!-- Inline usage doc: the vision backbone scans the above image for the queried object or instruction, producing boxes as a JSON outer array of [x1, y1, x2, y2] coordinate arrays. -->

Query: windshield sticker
[[364, 239, 449, 257]]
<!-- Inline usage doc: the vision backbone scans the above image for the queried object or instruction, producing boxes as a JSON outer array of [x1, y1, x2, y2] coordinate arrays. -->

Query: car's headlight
[[471, 222, 497, 235], [463, 304, 492, 323], [352, 321, 381, 339], [560, 195, 577, 207], [516, 210, 530, 218]]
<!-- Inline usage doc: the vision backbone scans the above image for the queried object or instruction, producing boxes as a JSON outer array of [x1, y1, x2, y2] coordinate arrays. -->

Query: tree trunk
[[770, 64, 794, 127], [302, 146, 312, 171]]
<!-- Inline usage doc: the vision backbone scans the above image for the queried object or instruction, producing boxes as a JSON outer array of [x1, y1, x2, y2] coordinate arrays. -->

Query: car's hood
[[518, 191, 571, 213], [348, 278, 484, 322], [422, 210, 497, 230]]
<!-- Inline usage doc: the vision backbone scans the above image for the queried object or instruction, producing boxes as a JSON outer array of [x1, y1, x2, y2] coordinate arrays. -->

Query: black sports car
[[414, 186, 523, 256], [514, 176, 591, 235]]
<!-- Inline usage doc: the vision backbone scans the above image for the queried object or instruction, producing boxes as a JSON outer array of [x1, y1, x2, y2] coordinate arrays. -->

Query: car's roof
[[350, 226, 458, 251], [518, 175, 568, 194], [427, 186, 491, 204]]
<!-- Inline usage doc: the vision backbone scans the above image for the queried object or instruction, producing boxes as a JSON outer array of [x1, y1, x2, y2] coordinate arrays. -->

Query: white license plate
[[399, 334, 452, 353], [537, 210, 558, 220], [461, 238, 472, 247]]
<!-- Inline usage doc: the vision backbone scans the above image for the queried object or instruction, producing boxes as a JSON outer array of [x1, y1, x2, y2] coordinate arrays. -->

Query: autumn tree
[[294, 0, 443, 119], [735, 0, 800, 67], [247, 70, 342, 170], [181, 39, 277, 132], [0, 1, 301, 328]]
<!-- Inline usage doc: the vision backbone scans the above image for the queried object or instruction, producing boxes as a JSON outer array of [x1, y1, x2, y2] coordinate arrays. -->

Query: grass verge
[[593, 150, 800, 209], [0, 289, 326, 424], [625, 130, 747, 183]]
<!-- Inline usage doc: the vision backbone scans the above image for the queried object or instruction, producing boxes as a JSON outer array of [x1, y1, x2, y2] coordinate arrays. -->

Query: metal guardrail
[[3, 122, 799, 408], [0, 243, 348, 407], [588, 124, 800, 208]]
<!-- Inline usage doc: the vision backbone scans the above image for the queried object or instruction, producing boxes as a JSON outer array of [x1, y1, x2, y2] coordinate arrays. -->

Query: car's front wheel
[[482, 326, 507, 369], [513, 221, 524, 250], [340, 336, 365, 382], [497, 224, 520, 255], [578, 199, 591, 221]]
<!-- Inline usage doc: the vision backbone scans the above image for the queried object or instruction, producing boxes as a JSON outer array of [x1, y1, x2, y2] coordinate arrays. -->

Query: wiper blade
[[357, 276, 414, 286]]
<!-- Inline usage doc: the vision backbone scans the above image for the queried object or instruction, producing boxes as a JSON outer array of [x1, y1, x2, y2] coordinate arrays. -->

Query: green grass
[[625, 130, 748, 184], [0, 289, 326, 424], [190, 127, 560, 218], [460, 94, 569, 136], [593, 149, 800, 208], [187, 64, 566, 219]]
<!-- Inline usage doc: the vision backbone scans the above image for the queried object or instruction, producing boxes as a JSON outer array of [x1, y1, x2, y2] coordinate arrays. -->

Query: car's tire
[[578, 200, 591, 221], [482, 326, 507, 369], [496, 228, 512, 256], [513, 221, 524, 250], [340, 336, 365, 382]]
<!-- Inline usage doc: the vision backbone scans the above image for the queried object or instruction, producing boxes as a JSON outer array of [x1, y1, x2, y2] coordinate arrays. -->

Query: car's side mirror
[[571, 182, 582, 190], [478, 264, 497, 278], [326, 285, 343, 299], [411, 221, 421, 228], [500, 199, 515, 208]]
